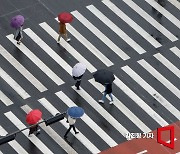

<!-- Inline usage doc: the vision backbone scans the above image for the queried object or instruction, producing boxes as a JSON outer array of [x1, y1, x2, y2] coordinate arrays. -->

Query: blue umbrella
[[67, 106, 84, 118]]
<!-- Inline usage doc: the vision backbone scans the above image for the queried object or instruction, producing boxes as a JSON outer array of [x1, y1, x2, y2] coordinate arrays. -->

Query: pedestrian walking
[[64, 115, 79, 139], [73, 74, 83, 90], [99, 83, 114, 104], [72, 63, 86, 90], [57, 22, 71, 43], [28, 124, 40, 137], [14, 25, 23, 45]]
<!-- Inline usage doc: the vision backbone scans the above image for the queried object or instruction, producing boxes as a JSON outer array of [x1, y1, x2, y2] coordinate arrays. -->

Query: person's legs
[[99, 92, 107, 103], [64, 125, 73, 138], [108, 93, 114, 104], [72, 125, 79, 134], [75, 80, 81, 90]]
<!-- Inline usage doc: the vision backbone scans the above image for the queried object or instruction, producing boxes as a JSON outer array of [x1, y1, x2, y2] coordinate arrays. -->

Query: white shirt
[[68, 116, 76, 125]]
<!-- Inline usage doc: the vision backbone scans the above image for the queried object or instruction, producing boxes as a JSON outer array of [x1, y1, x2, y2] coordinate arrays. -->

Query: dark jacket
[[105, 84, 112, 94]]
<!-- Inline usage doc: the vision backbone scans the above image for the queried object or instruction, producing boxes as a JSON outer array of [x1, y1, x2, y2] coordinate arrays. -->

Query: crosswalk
[[0, 0, 180, 153]]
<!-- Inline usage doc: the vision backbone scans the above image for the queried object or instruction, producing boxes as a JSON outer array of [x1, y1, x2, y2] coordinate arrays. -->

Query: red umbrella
[[58, 12, 73, 23], [26, 109, 42, 125]]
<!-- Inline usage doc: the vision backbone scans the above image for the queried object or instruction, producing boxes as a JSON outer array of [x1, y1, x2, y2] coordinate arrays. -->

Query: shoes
[[109, 101, 113, 105], [66, 38, 71, 42], [28, 134, 32, 137], [75, 132, 79, 134], [57, 41, 60, 44], [17, 41, 21, 45], [75, 85, 80, 90], [36, 129, 41, 136], [98, 100, 104, 104]]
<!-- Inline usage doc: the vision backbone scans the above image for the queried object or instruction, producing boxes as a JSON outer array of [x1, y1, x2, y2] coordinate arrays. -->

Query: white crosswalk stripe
[[145, 0, 180, 29], [1, 0, 180, 153], [24, 28, 73, 76], [153, 53, 180, 78], [102, 0, 162, 48], [138, 59, 180, 99], [6, 34, 64, 86], [170, 46, 180, 58], [168, 0, 180, 10], [122, 0, 178, 42], [71, 10, 130, 60], [121, 65, 180, 120], [0, 44, 47, 92], [113, 75, 168, 126], [0, 90, 13, 106], [66, 24, 114, 67], [87, 5, 147, 54], [0, 125, 28, 154], [0, 67, 30, 99]]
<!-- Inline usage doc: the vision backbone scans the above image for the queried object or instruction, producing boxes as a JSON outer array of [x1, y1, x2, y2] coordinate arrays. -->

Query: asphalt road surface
[[0, 0, 180, 153]]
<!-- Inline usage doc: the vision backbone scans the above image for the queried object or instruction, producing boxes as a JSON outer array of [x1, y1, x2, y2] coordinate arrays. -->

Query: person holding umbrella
[[10, 15, 24, 45], [93, 69, 115, 104], [64, 106, 84, 139], [26, 109, 42, 137], [57, 12, 73, 43], [72, 63, 86, 90]]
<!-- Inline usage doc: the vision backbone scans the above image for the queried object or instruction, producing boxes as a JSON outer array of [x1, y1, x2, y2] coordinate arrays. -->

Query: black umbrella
[[93, 69, 115, 85]]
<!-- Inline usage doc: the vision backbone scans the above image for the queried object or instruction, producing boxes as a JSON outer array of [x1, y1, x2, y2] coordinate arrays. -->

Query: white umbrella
[[72, 63, 86, 77]]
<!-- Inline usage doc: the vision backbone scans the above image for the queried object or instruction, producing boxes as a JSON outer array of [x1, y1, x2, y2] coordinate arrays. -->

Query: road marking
[[137, 150, 148, 154], [4, 111, 54, 154], [121, 65, 180, 120], [6, 34, 64, 86], [138, 59, 180, 99], [102, 0, 162, 48], [0, 44, 47, 92], [145, 0, 180, 29], [0, 67, 30, 99], [89, 79, 151, 133], [40, 22, 97, 73], [170, 46, 180, 58], [87, 5, 147, 54], [38, 98, 100, 154], [0, 125, 28, 154], [154, 53, 180, 78], [55, 91, 118, 147], [0, 90, 13, 106], [122, 0, 178, 42], [71, 86, 130, 138], [113, 75, 168, 126], [24, 28, 73, 76], [168, 0, 180, 10], [71, 10, 130, 60], [66, 24, 114, 67], [21, 105, 78, 154]]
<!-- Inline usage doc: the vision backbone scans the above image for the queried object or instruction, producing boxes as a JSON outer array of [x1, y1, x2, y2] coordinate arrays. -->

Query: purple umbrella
[[10, 15, 24, 28]]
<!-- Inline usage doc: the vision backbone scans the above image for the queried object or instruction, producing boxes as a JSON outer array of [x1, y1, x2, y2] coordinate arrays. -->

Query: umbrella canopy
[[26, 109, 42, 125], [93, 69, 115, 85], [67, 106, 84, 118], [58, 12, 73, 23], [10, 15, 24, 28], [72, 63, 86, 77]]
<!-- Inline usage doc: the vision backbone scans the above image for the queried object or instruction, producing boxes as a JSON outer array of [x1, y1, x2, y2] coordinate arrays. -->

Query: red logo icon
[[157, 125, 175, 149]]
